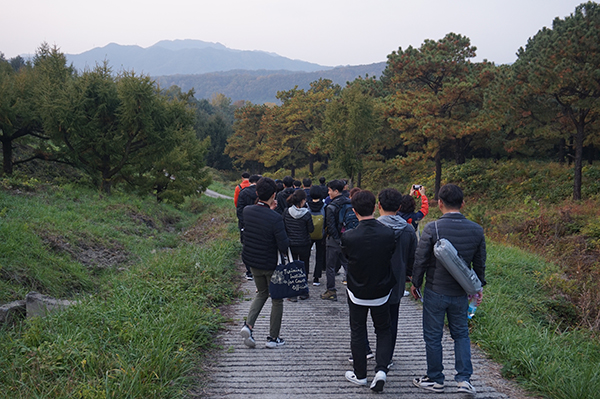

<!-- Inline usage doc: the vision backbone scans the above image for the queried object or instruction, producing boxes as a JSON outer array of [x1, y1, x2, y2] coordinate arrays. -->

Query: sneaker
[[287, 296, 298, 302], [265, 336, 285, 348], [299, 294, 309, 300], [240, 323, 255, 348], [387, 361, 394, 369], [370, 370, 386, 392], [320, 290, 337, 301], [457, 381, 476, 395], [349, 351, 374, 363], [313, 278, 321, 286], [342, 280, 347, 285], [245, 273, 253, 281], [345, 371, 367, 386], [413, 376, 444, 393], [403, 290, 410, 297]]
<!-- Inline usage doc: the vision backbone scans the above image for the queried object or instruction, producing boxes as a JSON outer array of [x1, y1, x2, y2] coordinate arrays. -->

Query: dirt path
[[196, 263, 530, 398]]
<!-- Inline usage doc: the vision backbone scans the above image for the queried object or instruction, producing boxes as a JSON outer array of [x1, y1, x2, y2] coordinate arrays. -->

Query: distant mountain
[[66, 39, 330, 75], [154, 63, 387, 104]]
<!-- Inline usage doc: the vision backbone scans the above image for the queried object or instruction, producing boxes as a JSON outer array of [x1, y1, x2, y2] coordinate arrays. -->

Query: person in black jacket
[[236, 174, 260, 280], [282, 189, 314, 301], [321, 179, 351, 301], [240, 177, 290, 349], [308, 185, 326, 286], [342, 190, 396, 392], [411, 184, 486, 395], [377, 188, 417, 367], [274, 176, 295, 214]]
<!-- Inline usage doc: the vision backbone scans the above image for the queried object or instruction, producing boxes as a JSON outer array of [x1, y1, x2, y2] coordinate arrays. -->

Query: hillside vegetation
[[0, 178, 241, 398]]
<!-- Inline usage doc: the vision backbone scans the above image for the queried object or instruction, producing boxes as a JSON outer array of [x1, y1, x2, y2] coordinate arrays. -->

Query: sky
[[1, 0, 588, 67]]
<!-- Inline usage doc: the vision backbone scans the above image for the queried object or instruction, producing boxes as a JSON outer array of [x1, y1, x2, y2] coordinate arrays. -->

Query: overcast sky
[[1, 0, 587, 67]]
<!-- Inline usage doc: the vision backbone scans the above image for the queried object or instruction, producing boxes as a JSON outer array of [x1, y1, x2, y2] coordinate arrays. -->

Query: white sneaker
[[345, 371, 367, 386], [403, 290, 410, 297], [413, 376, 444, 393], [370, 370, 386, 392], [240, 323, 255, 348], [457, 380, 476, 395]]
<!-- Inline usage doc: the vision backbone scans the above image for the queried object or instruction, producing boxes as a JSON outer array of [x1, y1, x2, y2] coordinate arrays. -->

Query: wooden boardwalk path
[[197, 267, 517, 398]]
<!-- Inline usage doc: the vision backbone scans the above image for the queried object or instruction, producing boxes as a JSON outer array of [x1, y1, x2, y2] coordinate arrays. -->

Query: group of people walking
[[234, 173, 486, 395]]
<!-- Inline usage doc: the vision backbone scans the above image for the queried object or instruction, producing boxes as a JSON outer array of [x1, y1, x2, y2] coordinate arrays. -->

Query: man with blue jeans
[[410, 184, 486, 395]]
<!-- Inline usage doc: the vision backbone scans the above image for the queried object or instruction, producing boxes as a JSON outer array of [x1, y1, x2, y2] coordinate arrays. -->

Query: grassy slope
[[0, 183, 241, 398]]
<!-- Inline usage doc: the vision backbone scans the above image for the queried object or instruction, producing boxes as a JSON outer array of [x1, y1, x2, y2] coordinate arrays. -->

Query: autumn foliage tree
[[225, 103, 269, 173], [384, 33, 495, 198], [320, 83, 380, 187], [513, 1, 600, 200]]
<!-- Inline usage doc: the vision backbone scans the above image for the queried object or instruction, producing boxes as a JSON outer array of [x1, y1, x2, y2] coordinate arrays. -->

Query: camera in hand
[[413, 184, 422, 190]]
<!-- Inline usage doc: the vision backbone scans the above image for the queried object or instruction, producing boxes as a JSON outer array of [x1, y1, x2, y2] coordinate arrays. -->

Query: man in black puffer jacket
[[240, 177, 290, 350], [236, 174, 261, 280], [274, 175, 295, 214], [411, 184, 486, 395]]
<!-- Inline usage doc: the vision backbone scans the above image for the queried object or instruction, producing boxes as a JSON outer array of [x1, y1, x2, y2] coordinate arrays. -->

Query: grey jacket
[[412, 213, 486, 297], [378, 215, 417, 304]]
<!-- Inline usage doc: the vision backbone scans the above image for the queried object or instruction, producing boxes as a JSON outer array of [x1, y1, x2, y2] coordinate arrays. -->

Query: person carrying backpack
[[308, 185, 326, 286], [236, 174, 261, 280], [321, 179, 353, 301], [275, 176, 295, 215]]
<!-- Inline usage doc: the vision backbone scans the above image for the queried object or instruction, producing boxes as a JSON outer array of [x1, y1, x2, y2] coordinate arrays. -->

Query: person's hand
[[270, 199, 278, 210], [418, 186, 426, 197], [410, 285, 421, 300], [474, 290, 483, 306]]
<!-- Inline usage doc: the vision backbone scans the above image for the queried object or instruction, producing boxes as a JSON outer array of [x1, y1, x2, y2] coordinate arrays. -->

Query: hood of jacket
[[288, 205, 309, 219], [377, 214, 409, 231], [308, 200, 324, 213]]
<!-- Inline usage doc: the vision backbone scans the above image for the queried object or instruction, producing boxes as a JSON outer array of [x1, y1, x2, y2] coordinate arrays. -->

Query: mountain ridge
[[66, 39, 333, 75]]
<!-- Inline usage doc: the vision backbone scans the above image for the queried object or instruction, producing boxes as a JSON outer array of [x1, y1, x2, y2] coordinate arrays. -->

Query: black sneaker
[[245, 273, 253, 281], [265, 336, 285, 348], [413, 376, 444, 393]]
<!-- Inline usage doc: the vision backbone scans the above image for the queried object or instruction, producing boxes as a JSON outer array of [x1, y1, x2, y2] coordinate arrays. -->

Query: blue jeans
[[422, 288, 472, 384]]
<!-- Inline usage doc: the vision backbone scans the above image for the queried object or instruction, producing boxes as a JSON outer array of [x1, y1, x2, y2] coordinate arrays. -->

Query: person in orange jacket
[[234, 172, 251, 207]]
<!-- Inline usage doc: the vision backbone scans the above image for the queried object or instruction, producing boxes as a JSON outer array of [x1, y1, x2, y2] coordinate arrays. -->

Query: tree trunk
[[2, 138, 13, 175], [558, 138, 566, 164], [309, 154, 314, 175], [454, 138, 466, 164], [573, 123, 584, 201], [357, 171, 362, 188], [434, 151, 442, 200]]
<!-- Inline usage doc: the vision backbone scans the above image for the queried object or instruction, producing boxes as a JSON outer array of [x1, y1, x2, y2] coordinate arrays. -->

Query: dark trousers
[[239, 229, 252, 276], [326, 237, 346, 291], [311, 237, 326, 279], [389, 301, 400, 359], [348, 298, 393, 379], [290, 245, 311, 277]]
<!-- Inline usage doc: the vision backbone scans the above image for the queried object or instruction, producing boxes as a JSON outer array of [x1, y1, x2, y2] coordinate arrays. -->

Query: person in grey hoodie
[[377, 188, 417, 367], [282, 189, 314, 301]]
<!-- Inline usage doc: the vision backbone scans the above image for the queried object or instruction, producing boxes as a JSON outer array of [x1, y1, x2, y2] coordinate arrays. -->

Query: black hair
[[282, 176, 294, 188], [241, 172, 250, 178], [248, 174, 261, 184], [327, 179, 345, 192], [276, 181, 284, 193], [309, 185, 322, 200], [438, 184, 464, 209], [302, 178, 311, 187], [256, 177, 277, 201], [378, 188, 403, 212], [293, 180, 302, 188], [399, 194, 416, 213], [319, 176, 326, 185], [287, 188, 307, 206], [351, 190, 376, 217]]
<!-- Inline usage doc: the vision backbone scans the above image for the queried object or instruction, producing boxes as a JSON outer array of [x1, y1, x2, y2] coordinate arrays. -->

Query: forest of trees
[[1, 2, 599, 202], [225, 2, 600, 200], [0, 45, 241, 203]]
